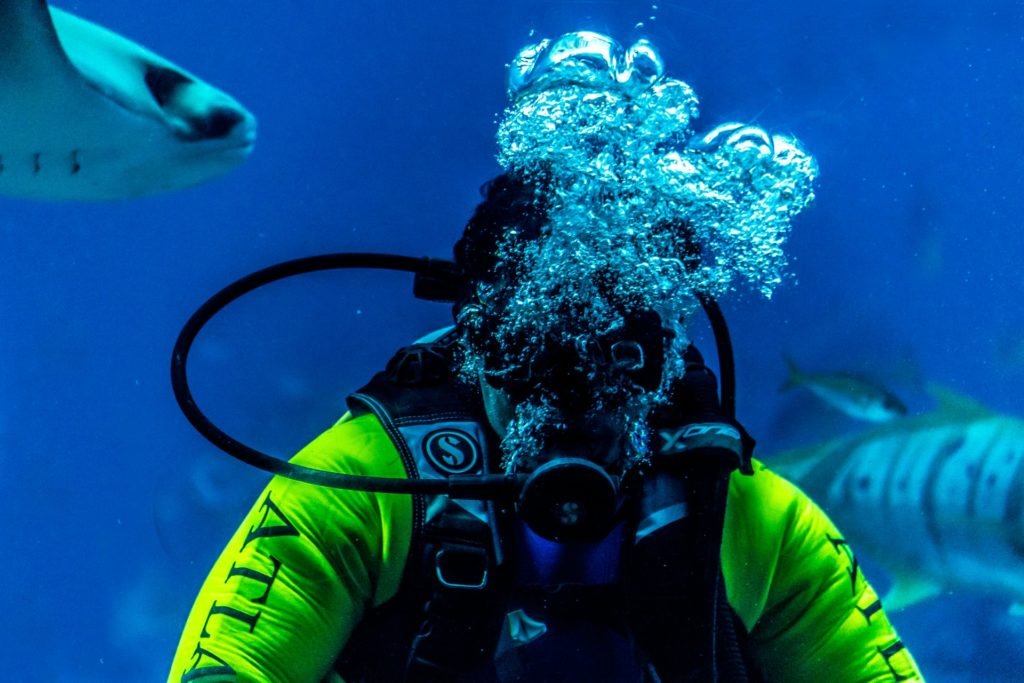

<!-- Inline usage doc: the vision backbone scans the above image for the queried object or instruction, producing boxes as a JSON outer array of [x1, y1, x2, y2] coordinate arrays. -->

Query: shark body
[[773, 388, 1024, 611]]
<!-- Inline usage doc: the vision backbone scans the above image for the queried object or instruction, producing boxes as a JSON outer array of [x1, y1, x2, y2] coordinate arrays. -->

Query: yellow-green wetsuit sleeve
[[723, 461, 924, 682], [166, 412, 413, 683]]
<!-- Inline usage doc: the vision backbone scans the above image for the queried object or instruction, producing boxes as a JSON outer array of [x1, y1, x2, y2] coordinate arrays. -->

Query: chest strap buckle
[[435, 544, 490, 590]]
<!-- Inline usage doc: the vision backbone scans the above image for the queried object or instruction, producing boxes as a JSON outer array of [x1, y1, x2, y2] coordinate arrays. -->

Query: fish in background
[[772, 386, 1024, 613], [781, 355, 908, 422], [0, 0, 256, 200]]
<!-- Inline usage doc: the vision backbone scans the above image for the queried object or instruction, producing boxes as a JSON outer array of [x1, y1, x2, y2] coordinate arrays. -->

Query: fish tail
[[780, 354, 803, 392]]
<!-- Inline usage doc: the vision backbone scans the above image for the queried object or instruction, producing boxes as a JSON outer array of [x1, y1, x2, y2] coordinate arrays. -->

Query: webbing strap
[[404, 537, 504, 681]]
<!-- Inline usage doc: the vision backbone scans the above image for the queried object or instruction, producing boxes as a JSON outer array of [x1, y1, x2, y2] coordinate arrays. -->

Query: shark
[[0, 0, 256, 200], [771, 386, 1024, 612]]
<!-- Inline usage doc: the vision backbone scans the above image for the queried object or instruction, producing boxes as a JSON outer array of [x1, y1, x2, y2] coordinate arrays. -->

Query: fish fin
[[0, 0, 79, 83], [882, 575, 944, 611], [767, 444, 833, 481], [1009, 603, 1024, 617], [927, 384, 992, 418], [780, 354, 802, 392]]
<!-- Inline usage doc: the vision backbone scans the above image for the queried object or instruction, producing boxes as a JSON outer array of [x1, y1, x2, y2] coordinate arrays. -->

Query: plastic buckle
[[435, 546, 489, 590]]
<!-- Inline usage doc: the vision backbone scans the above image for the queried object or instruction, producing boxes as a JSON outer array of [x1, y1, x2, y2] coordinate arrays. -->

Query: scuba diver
[[167, 33, 923, 683]]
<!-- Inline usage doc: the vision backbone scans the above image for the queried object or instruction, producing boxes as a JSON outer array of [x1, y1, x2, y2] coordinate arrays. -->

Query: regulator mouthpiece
[[517, 458, 619, 543]]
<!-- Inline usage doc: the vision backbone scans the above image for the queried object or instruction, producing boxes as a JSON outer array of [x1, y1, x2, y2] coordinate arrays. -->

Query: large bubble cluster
[[499, 31, 817, 300], [460, 31, 818, 472]]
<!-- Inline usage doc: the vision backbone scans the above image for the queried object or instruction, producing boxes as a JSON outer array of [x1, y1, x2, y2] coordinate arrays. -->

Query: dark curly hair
[[452, 172, 551, 311], [454, 171, 701, 297]]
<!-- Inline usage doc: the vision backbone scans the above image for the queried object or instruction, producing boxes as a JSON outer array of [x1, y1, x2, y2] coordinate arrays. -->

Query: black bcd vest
[[333, 333, 764, 683]]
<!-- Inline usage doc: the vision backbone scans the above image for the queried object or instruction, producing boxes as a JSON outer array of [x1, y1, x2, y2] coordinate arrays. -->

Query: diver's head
[[453, 172, 683, 478]]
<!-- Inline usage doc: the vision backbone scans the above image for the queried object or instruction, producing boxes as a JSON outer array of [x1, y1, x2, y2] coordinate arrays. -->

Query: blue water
[[2, 1, 1022, 680]]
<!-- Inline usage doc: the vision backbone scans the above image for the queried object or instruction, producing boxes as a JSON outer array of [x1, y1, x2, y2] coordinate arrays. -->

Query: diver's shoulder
[[728, 458, 815, 522], [290, 411, 404, 476], [731, 458, 801, 493], [315, 410, 392, 446]]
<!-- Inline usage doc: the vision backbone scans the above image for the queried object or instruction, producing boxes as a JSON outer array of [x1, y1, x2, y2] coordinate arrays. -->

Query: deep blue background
[[2, 1, 1022, 680]]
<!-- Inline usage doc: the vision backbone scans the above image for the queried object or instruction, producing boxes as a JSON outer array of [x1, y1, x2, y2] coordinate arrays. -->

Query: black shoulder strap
[[334, 332, 507, 682], [346, 330, 491, 536], [630, 344, 760, 683]]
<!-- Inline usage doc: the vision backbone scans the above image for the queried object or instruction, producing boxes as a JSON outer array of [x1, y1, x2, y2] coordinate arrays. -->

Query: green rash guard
[[168, 411, 924, 683]]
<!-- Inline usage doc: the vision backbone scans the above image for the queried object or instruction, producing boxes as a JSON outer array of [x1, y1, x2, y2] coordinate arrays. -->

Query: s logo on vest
[[423, 430, 481, 474]]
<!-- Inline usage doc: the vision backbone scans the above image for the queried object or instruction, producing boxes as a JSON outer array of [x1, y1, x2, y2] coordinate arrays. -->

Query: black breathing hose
[[170, 252, 521, 498], [696, 293, 736, 419]]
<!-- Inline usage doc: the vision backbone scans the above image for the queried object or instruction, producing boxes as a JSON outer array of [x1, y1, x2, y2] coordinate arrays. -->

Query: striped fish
[[771, 386, 1024, 611]]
